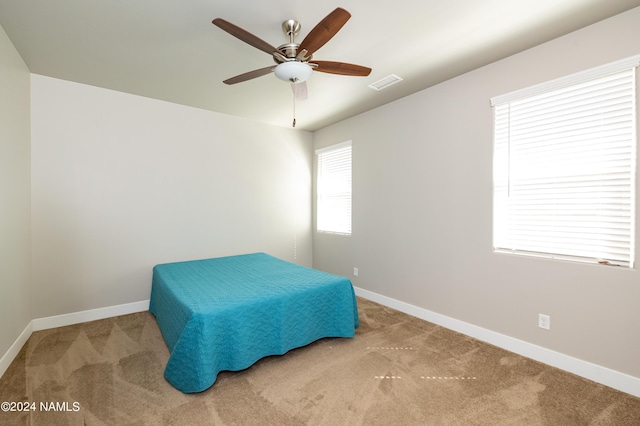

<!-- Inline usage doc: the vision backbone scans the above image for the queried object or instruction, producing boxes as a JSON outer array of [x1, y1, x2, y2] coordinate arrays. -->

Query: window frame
[[490, 55, 639, 268], [315, 141, 352, 235]]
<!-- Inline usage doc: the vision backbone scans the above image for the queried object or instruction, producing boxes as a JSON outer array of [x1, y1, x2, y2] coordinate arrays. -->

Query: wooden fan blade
[[312, 61, 372, 76], [213, 18, 278, 55], [223, 66, 274, 85], [298, 8, 351, 56]]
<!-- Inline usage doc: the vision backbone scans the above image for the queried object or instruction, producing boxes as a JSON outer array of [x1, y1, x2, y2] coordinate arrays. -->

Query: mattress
[[149, 252, 359, 393]]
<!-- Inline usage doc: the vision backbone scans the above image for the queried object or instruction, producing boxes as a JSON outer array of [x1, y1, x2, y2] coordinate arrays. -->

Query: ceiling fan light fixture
[[274, 61, 313, 83]]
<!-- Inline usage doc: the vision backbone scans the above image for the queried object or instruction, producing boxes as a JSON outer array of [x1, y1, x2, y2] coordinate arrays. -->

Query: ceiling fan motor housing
[[277, 43, 301, 60], [276, 20, 311, 61]]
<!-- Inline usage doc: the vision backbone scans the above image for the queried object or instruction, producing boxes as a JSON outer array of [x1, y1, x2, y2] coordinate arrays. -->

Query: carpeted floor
[[1, 297, 639, 425]]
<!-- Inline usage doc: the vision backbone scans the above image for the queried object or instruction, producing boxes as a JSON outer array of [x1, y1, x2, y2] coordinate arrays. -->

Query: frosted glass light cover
[[274, 61, 313, 82]]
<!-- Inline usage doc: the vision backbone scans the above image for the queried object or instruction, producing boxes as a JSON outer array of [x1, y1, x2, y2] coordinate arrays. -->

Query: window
[[316, 141, 352, 234], [491, 55, 639, 267]]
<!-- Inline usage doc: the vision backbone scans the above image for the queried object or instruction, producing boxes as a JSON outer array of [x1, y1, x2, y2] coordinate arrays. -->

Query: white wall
[[30, 75, 313, 318], [0, 25, 31, 358], [313, 8, 640, 380]]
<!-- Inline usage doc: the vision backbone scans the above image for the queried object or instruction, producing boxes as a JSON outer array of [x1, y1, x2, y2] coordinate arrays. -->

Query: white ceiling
[[1, 0, 639, 131]]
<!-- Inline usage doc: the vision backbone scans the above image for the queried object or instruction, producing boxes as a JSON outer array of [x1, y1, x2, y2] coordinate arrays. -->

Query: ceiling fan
[[212, 7, 372, 86]]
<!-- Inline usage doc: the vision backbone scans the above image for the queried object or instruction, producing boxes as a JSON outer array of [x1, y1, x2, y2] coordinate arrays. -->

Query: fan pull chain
[[292, 83, 296, 127]]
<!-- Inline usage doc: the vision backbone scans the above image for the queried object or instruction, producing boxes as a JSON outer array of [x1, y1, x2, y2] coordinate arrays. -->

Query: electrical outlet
[[538, 313, 550, 330], [353, 267, 359, 277]]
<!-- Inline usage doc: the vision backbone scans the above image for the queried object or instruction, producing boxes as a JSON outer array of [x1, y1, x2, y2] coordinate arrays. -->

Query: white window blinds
[[316, 141, 352, 235], [491, 56, 639, 267]]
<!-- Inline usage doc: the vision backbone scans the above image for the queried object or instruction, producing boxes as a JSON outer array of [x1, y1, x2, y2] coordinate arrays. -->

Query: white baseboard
[[31, 300, 150, 331], [354, 286, 640, 398], [0, 300, 150, 379], [0, 321, 33, 379]]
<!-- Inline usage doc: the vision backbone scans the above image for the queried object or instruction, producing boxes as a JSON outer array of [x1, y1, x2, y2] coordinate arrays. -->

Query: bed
[[149, 252, 359, 393]]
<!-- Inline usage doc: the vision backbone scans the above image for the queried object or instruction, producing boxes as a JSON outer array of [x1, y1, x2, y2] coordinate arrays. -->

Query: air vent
[[368, 74, 403, 91]]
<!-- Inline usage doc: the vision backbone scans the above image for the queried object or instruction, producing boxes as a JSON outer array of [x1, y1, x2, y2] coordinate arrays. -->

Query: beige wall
[[0, 25, 31, 356], [30, 75, 313, 318], [313, 8, 640, 379]]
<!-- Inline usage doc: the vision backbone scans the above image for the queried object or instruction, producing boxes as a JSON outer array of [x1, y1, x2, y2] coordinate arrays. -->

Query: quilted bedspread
[[149, 252, 359, 393]]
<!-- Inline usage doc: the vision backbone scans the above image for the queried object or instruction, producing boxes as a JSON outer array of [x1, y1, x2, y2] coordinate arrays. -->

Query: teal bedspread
[[149, 252, 359, 393]]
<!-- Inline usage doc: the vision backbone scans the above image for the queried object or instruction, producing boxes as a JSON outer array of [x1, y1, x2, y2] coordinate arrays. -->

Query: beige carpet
[[1, 297, 639, 425]]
